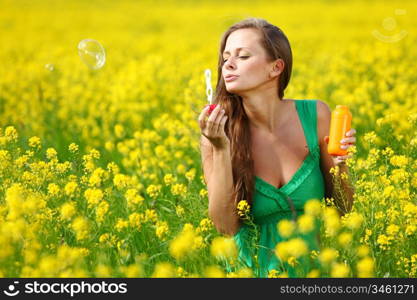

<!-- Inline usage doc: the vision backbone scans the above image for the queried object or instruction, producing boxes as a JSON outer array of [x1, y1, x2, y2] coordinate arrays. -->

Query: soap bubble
[[77, 38, 106, 70], [44, 63, 54, 71]]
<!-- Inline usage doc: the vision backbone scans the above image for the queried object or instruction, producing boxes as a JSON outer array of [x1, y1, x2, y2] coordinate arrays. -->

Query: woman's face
[[222, 28, 277, 94]]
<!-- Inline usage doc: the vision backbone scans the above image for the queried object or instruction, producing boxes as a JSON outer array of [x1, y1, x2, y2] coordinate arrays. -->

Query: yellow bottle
[[328, 105, 352, 156]]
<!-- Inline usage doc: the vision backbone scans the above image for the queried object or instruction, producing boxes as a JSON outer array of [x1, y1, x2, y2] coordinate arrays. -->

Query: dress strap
[[295, 99, 320, 158]]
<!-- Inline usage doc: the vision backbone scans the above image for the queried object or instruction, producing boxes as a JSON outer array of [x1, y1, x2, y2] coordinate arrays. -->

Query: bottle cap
[[336, 105, 349, 111]]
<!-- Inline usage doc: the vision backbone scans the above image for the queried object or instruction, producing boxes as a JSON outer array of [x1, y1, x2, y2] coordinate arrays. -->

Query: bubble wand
[[204, 69, 217, 114]]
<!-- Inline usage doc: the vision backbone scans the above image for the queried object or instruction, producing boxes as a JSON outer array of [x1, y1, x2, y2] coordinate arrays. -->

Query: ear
[[324, 136, 329, 144], [270, 58, 284, 78]]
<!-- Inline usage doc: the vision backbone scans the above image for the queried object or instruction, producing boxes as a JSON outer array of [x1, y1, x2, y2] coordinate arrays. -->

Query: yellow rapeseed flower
[[71, 217, 90, 241], [170, 183, 187, 196], [47, 183, 60, 197], [84, 188, 103, 208], [107, 162, 120, 174], [46, 148, 58, 160], [204, 265, 225, 278], [237, 200, 251, 219], [28, 136, 41, 149], [386, 224, 400, 236], [169, 224, 198, 260], [113, 173, 129, 190], [357, 256, 374, 277], [4, 126, 18, 143], [197, 218, 213, 233], [128, 212, 143, 229], [5, 183, 25, 220], [331, 263, 350, 277], [144, 209, 158, 223], [96, 201, 109, 223], [155, 220, 169, 240], [120, 264, 143, 278], [287, 238, 309, 258], [185, 168, 196, 181], [146, 184, 160, 199], [318, 248, 339, 265], [363, 131, 377, 144], [60, 202, 76, 221], [307, 269, 320, 278], [341, 211, 364, 230], [356, 245, 370, 257], [199, 188, 208, 197], [323, 206, 341, 236], [275, 238, 308, 262], [115, 218, 129, 232], [338, 232, 353, 248], [405, 225, 416, 236], [297, 214, 315, 234], [210, 236, 237, 260], [163, 173, 177, 185], [64, 182, 78, 196], [68, 143, 79, 153], [304, 199, 322, 217], [175, 205, 185, 217], [176, 164, 186, 174], [89, 149, 100, 159], [124, 188, 144, 207], [277, 219, 296, 238], [376, 234, 392, 250], [114, 124, 125, 139], [390, 155, 409, 168], [95, 264, 112, 277], [151, 262, 175, 278]]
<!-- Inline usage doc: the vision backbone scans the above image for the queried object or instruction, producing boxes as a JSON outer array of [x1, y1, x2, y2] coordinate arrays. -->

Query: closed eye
[[223, 56, 249, 63]]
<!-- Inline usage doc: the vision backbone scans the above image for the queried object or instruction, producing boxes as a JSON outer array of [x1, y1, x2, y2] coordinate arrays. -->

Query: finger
[[211, 107, 225, 133], [335, 158, 346, 165], [198, 106, 210, 128], [216, 114, 228, 134], [198, 105, 210, 120], [345, 128, 356, 137], [341, 137, 356, 144], [338, 155, 351, 160], [213, 109, 226, 132], [207, 105, 222, 131], [340, 144, 354, 149]]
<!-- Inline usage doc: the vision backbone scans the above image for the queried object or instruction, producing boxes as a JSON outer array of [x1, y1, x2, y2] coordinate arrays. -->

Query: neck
[[242, 92, 288, 135]]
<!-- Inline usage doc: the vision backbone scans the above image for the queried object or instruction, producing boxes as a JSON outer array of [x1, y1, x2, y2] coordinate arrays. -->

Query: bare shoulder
[[315, 99, 336, 199], [316, 99, 331, 118], [316, 100, 332, 146]]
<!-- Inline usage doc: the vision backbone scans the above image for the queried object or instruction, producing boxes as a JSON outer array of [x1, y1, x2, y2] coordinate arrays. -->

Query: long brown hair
[[213, 17, 293, 208]]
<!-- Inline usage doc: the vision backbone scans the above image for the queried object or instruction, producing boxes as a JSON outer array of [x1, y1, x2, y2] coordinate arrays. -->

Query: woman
[[198, 17, 356, 277]]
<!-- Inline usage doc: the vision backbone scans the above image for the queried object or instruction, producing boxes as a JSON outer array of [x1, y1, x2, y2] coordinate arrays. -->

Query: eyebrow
[[222, 47, 251, 56]]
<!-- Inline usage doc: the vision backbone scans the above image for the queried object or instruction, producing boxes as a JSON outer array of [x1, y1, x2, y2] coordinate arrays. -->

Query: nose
[[223, 57, 236, 70]]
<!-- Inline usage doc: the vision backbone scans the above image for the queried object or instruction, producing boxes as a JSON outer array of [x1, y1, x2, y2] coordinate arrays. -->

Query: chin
[[225, 84, 240, 93]]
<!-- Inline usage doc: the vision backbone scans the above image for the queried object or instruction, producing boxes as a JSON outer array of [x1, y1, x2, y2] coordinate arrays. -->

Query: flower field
[[0, 0, 417, 277]]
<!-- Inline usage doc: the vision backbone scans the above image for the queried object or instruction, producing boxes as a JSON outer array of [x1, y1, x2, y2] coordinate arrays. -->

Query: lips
[[225, 75, 239, 82]]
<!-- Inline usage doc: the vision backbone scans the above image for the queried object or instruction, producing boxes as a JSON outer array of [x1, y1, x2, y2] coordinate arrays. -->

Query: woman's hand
[[198, 104, 230, 150], [324, 128, 357, 166]]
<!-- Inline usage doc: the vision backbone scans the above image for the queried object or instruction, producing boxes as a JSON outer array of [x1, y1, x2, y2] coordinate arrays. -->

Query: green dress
[[232, 99, 326, 278]]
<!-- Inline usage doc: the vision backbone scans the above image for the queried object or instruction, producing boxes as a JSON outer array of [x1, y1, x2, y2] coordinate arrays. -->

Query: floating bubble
[[44, 63, 54, 71], [77, 38, 106, 70]]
